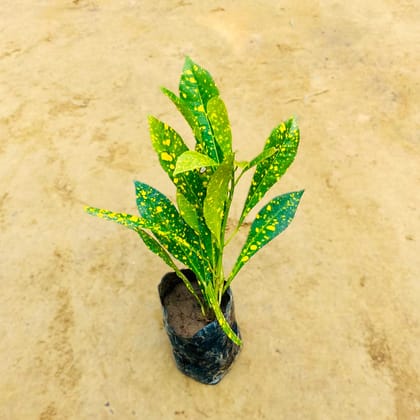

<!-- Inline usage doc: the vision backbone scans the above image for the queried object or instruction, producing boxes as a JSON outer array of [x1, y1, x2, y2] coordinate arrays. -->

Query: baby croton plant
[[86, 57, 303, 346]]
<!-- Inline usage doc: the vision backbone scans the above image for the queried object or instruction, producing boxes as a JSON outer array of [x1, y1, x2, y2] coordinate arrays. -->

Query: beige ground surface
[[1, 1, 419, 419]]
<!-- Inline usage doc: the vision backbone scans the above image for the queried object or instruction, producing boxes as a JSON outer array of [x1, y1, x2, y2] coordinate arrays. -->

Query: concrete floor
[[1, 1, 419, 419]]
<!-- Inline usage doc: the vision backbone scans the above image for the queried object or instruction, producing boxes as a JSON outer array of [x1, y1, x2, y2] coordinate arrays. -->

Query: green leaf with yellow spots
[[149, 116, 189, 177], [161, 88, 202, 142], [207, 96, 232, 158], [84, 207, 149, 230], [203, 158, 233, 244], [180, 57, 219, 109], [84, 207, 177, 273], [228, 190, 304, 285], [176, 191, 200, 232], [137, 227, 180, 270], [135, 181, 208, 279], [179, 57, 221, 162], [135, 228, 206, 311], [148, 116, 210, 210], [235, 159, 248, 169], [243, 147, 277, 171], [173, 150, 218, 176], [177, 189, 215, 271], [84, 206, 205, 310], [204, 282, 242, 346], [240, 118, 300, 222], [234, 147, 277, 173]]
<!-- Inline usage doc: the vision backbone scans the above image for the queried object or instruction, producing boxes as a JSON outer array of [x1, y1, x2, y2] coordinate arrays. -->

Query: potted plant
[[85, 57, 303, 385]]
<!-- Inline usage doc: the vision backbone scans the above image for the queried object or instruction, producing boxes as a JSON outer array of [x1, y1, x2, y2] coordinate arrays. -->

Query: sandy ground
[[1, 1, 419, 419]]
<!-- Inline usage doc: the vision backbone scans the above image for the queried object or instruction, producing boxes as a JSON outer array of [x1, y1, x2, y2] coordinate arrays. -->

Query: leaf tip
[[84, 206, 99, 217]]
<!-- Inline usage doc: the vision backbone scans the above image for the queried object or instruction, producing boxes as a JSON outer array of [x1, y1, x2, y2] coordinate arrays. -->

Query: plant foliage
[[86, 57, 304, 345]]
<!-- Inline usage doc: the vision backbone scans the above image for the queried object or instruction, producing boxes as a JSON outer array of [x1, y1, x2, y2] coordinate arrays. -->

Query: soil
[[164, 282, 215, 337]]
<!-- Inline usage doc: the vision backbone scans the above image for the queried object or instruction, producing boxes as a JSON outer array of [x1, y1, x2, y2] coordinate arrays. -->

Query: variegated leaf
[[235, 159, 248, 169], [176, 191, 200, 232], [240, 117, 300, 222], [136, 229, 205, 308], [84, 207, 149, 230], [228, 190, 304, 284], [176, 192, 215, 272], [203, 159, 233, 244], [135, 181, 207, 279], [179, 57, 221, 162], [207, 96, 232, 158], [173, 150, 218, 176], [149, 116, 188, 177], [234, 147, 277, 173], [149, 116, 208, 207], [204, 282, 242, 346], [161, 87, 202, 142], [84, 206, 204, 307], [244, 147, 277, 171]]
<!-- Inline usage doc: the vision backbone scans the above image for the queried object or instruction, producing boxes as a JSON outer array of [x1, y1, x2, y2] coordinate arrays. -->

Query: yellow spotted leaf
[[179, 57, 222, 162], [240, 118, 300, 222], [135, 181, 208, 279], [204, 282, 242, 346], [173, 150, 218, 175], [161, 87, 202, 143], [149, 116, 211, 211], [203, 158, 233, 244], [85, 206, 204, 307], [228, 190, 304, 285], [149, 116, 188, 176], [176, 191, 200, 232], [207, 96, 232, 158], [84, 207, 149, 230]]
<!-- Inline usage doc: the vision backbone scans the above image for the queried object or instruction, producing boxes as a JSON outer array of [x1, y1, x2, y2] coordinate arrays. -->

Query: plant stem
[[224, 223, 241, 247], [218, 163, 237, 303], [234, 166, 247, 186], [224, 166, 249, 246], [176, 269, 207, 316]]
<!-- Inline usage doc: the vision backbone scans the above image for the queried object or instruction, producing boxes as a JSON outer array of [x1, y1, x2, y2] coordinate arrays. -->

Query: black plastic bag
[[158, 269, 241, 385]]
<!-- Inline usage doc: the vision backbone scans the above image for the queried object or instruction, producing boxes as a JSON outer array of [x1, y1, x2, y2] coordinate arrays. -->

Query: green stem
[[234, 166, 247, 186], [173, 266, 207, 316], [223, 265, 238, 295], [217, 164, 237, 303], [224, 223, 241, 247], [224, 166, 248, 246], [216, 251, 224, 303]]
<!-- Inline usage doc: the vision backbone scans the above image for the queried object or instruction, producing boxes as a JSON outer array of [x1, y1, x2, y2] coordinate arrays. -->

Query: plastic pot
[[158, 269, 241, 385]]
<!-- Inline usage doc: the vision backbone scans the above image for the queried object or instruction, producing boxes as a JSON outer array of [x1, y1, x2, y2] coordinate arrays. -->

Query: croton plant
[[86, 57, 303, 345]]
